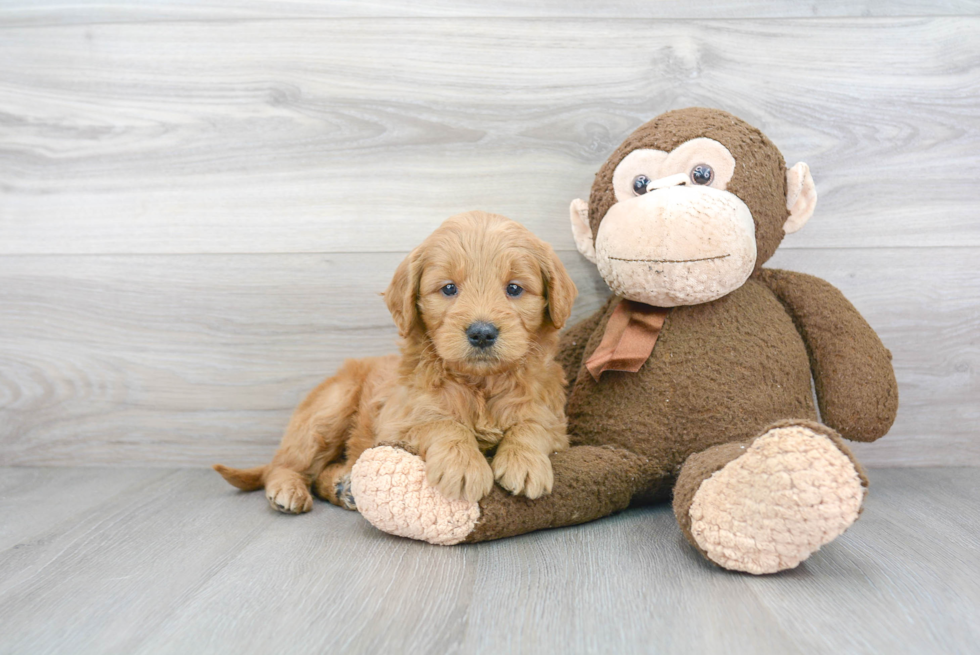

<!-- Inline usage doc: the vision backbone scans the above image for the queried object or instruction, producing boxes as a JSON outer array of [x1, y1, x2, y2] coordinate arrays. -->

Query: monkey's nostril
[[466, 322, 499, 349]]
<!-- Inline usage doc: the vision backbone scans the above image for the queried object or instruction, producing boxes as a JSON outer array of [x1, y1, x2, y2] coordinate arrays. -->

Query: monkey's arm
[[556, 297, 616, 385], [757, 269, 898, 442]]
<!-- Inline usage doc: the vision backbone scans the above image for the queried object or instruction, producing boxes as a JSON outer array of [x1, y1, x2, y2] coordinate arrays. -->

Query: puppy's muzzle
[[466, 322, 499, 350]]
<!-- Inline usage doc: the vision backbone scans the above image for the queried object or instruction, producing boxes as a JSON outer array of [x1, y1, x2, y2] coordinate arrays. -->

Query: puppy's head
[[385, 211, 577, 375]]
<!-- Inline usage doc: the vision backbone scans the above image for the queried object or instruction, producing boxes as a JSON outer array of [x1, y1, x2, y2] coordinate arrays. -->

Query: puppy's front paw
[[425, 443, 494, 503], [492, 447, 553, 499], [266, 476, 313, 514]]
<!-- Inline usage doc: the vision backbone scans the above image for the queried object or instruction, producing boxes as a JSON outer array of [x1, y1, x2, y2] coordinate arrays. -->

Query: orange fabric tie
[[585, 299, 670, 380]]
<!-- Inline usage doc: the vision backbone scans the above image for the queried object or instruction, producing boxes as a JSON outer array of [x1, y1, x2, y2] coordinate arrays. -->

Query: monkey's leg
[[673, 420, 868, 575], [349, 443, 653, 545]]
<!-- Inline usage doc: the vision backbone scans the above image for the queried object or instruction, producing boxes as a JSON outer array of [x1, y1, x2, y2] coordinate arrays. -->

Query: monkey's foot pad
[[689, 425, 865, 575], [350, 446, 480, 546]]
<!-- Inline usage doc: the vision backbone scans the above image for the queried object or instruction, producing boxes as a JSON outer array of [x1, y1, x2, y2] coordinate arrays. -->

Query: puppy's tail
[[213, 463, 267, 491]]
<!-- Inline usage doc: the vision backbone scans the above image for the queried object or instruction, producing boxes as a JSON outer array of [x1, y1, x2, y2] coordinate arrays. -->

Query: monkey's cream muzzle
[[594, 184, 757, 307]]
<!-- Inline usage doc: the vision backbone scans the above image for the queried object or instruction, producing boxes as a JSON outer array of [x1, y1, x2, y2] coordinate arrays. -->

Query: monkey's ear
[[384, 246, 423, 338], [784, 162, 817, 234], [569, 199, 596, 263]]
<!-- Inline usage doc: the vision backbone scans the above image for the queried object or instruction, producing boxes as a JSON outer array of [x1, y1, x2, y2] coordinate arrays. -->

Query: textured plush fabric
[[784, 162, 817, 233], [566, 281, 817, 470], [758, 268, 898, 442], [351, 109, 898, 573], [464, 445, 652, 543], [456, 276, 833, 546], [588, 108, 789, 272], [674, 421, 867, 574], [594, 186, 758, 306], [610, 137, 737, 200], [351, 445, 480, 546]]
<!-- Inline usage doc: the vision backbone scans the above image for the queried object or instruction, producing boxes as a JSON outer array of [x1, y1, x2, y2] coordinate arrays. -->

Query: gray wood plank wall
[[1, 3, 978, 467]]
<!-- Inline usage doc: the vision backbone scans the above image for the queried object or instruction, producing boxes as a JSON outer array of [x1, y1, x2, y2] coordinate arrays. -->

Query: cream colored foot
[[688, 425, 865, 575], [350, 446, 480, 546]]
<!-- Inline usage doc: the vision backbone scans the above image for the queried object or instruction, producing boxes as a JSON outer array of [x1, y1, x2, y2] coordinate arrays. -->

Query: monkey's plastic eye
[[506, 283, 524, 298], [441, 283, 457, 297], [690, 164, 714, 185], [632, 175, 651, 195]]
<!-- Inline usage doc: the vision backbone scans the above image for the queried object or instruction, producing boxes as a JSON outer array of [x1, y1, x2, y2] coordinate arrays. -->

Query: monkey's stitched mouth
[[609, 254, 731, 264]]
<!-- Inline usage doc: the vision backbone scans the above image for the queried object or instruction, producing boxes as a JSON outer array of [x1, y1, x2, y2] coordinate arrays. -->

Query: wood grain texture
[[0, 11, 976, 469], [0, 251, 604, 467], [0, 248, 975, 467], [0, 467, 976, 654], [1, 18, 979, 254], [2, 0, 979, 25], [0, 467, 168, 551]]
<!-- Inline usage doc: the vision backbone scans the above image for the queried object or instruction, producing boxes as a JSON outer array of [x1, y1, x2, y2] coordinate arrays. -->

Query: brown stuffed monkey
[[350, 108, 898, 574]]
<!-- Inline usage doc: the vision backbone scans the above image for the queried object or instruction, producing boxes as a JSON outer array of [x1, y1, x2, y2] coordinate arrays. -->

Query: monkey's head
[[570, 108, 817, 307]]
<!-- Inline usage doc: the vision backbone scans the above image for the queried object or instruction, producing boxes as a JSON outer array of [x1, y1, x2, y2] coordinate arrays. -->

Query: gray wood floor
[[0, 467, 976, 655]]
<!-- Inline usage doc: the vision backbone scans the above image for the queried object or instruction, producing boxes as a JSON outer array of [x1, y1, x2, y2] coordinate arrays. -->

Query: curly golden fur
[[214, 211, 577, 512]]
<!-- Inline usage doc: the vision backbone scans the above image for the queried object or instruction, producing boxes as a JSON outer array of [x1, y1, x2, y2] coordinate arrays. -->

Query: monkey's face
[[570, 110, 817, 308], [594, 138, 756, 306]]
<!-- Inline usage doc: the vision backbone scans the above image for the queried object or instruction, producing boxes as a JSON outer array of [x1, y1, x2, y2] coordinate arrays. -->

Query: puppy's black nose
[[466, 322, 499, 349]]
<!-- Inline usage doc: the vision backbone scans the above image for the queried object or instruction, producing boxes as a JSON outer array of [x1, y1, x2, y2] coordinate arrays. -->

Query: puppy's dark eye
[[506, 283, 523, 298], [441, 283, 457, 297], [632, 175, 651, 196], [690, 164, 713, 185]]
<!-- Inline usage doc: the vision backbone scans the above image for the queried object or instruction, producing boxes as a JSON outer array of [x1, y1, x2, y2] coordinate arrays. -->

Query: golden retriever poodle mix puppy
[[215, 211, 577, 514]]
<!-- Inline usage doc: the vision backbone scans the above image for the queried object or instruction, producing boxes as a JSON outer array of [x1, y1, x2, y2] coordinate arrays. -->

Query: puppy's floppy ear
[[385, 246, 424, 337], [536, 241, 577, 330]]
